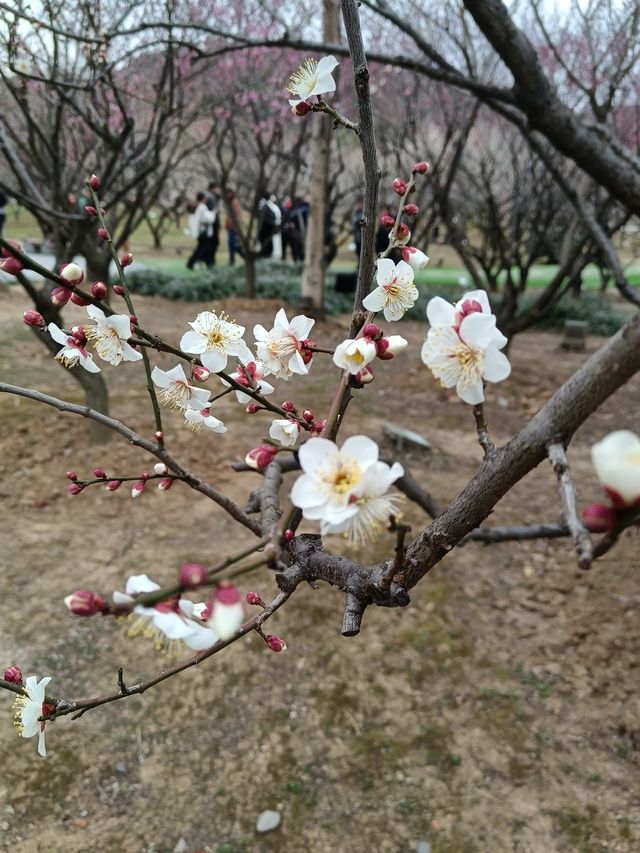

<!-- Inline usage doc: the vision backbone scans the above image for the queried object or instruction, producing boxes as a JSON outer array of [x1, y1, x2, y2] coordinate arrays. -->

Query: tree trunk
[[300, 0, 341, 316]]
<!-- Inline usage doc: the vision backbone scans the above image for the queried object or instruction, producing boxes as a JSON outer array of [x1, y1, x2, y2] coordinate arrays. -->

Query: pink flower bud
[[106, 479, 122, 491], [283, 529, 294, 542], [355, 365, 376, 383], [265, 634, 287, 653], [129, 314, 138, 326], [131, 481, 145, 498], [245, 402, 261, 414], [154, 431, 164, 442], [392, 178, 407, 195], [581, 503, 617, 533], [245, 591, 264, 606], [1, 239, 22, 258], [311, 419, 326, 434], [140, 471, 150, 481], [302, 409, 314, 422], [401, 246, 430, 271], [23, 310, 45, 328], [299, 341, 314, 365], [68, 482, 84, 495], [84, 205, 98, 216], [88, 174, 101, 190], [281, 400, 296, 413], [375, 338, 389, 356], [120, 253, 133, 267], [60, 262, 84, 286], [1, 256, 23, 275], [412, 161, 429, 174], [158, 478, 173, 491], [65, 470, 77, 481], [91, 281, 107, 299], [70, 292, 89, 306], [97, 228, 109, 241], [92, 468, 106, 479], [403, 203, 419, 216], [113, 284, 124, 296], [191, 365, 210, 382], [179, 563, 208, 588], [245, 444, 278, 470], [380, 213, 395, 229], [51, 286, 71, 306], [362, 323, 380, 340], [3, 666, 22, 685], [291, 101, 312, 116], [396, 223, 411, 245], [64, 589, 107, 617]]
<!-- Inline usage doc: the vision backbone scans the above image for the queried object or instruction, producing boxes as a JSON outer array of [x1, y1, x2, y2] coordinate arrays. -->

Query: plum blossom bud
[[153, 462, 168, 475], [1, 256, 23, 275], [245, 402, 261, 414], [380, 213, 395, 229], [395, 223, 411, 245], [23, 310, 45, 329], [154, 431, 164, 442], [412, 161, 429, 174], [1, 239, 22, 258], [158, 478, 173, 491], [403, 203, 419, 216], [245, 444, 278, 470], [190, 365, 210, 382], [401, 246, 430, 271], [291, 101, 312, 116], [245, 591, 264, 606], [355, 365, 375, 384], [281, 400, 296, 413], [97, 228, 109, 241], [64, 589, 107, 617], [179, 563, 208, 588], [65, 470, 77, 481], [70, 292, 89, 306], [265, 634, 287, 653], [140, 471, 151, 481], [113, 284, 124, 296], [88, 174, 101, 190], [51, 286, 71, 306], [84, 205, 98, 216], [68, 483, 84, 495], [311, 419, 325, 434], [299, 340, 315, 365], [362, 323, 381, 340], [106, 480, 122, 491], [120, 253, 133, 267], [131, 481, 145, 498], [60, 262, 84, 286], [283, 529, 294, 542], [93, 468, 107, 479], [3, 666, 22, 685], [385, 335, 408, 356], [581, 503, 617, 533], [91, 281, 107, 299], [302, 409, 314, 422], [392, 178, 407, 195]]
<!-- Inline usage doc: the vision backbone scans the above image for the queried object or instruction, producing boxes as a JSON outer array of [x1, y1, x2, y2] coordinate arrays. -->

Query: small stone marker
[[562, 320, 588, 351], [416, 843, 432, 853], [383, 423, 432, 453], [256, 809, 281, 833]]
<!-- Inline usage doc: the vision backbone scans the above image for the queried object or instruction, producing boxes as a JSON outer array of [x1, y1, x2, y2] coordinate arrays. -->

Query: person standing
[[186, 192, 217, 270], [225, 189, 244, 266]]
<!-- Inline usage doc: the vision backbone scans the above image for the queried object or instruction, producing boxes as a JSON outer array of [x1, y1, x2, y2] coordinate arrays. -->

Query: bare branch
[[547, 442, 593, 569]]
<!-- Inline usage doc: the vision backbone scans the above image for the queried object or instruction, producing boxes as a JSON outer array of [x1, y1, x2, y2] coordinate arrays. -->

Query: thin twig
[[472, 403, 494, 456], [547, 442, 593, 569]]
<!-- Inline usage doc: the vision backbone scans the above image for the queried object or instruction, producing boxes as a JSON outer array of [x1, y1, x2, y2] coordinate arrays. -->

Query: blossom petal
[[482, 346, 511, 383], [457, 376, 485, 405], [340, 435, 379, 468], [298, 437, 339, 474], [290, 473, 328, 509], [459, 312, 497, 349], [180, 330, 207, 354], [460, 290, 491, 314], [375, 258, 396, 287], [362, 287, 387, 312], [125, 574, 160, 595], [426, 297, 456, 327], [289, 314, 315, 340], [200, 349, 228, 373]]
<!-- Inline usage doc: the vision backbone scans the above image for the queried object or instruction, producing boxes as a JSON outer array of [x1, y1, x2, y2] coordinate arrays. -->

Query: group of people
[[186, 184, 311, 270]]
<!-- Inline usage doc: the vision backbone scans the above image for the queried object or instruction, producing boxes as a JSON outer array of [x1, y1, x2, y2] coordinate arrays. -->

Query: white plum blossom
[[322, 461, 405, 545], [193, 583, 244, 640], [287, 55, 339, 107], [13, 675, 52, 757], [290, 435, 380, 525], [254, 309, 314, 379], [184, 407, 227, 433], [151, 364, 211, 410], [113, 574, 218, 651], [269, 418, 300, 447], [332, 337, 378, 374], [84, 305, 142, 365], [402, 246, 430, 271], [421, 293, 511, 405], [180, 311, 253, 373], [48, 323, 101, 373], [221, 360, 275, 404], [591, 430, 640, 507], [363, 258, 419, 321]]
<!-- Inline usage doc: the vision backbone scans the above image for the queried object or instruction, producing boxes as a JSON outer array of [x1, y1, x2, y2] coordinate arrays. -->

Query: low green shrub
[[515, 293, 628, 337]]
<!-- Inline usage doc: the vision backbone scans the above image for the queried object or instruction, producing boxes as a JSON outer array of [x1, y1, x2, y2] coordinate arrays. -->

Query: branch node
[[342, 592, 365, 637]]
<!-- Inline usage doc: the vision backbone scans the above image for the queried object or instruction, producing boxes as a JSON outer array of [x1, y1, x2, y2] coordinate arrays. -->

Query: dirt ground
[[0, 285, 639, 853]]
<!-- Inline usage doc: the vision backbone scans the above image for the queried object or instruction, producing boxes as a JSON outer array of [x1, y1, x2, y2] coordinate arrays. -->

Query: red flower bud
[[0, 256, 23, 275], [245, 591, 264, 606], [245, 402, 261, 414], [158, 478, 173, 491], [3, 666, 22, 685], [84, 205, 98, 216], [380, 213, 395, 229], [245, 444, 279, 470], [120, 253, 133, 267], [299, 342, 314, 365], [581, 503, 617, 533], [412, 161, 429, 174], [131, 481, 145, 498], [283, 529, 294, 542], [51, 286, 71, 306], [70, 292, 89, 306], [281, 400, 296, 413], [265, 634, 287, 653], [179, 563, 208, 588], [113, 284, 124, 296], [68, 482, 84, 495], [65, 470, 77, 481], [129, 314, 138, 326], [191, 365, 210, 382], [291, 101, 312, 116], [97, 228, 109, 241], [403, 203, 419, 216], [362, 323, 380, 340], [154, 431, 164, 442], [91, 281, 107, 299], [88, 174, 101, 190], [23, 310, 45, 329], [375, 337, 389, 355], [106, 479, 122, 491], [1, 239, 22, 258], [140, 471, 151, 481], [64, 589, 107, 617], [311, 419, 326, 434], [302, 409, 314, 422], [93, 468, 107, 479], [355, 365, 376, 383], [392, 178, 407, 195]]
